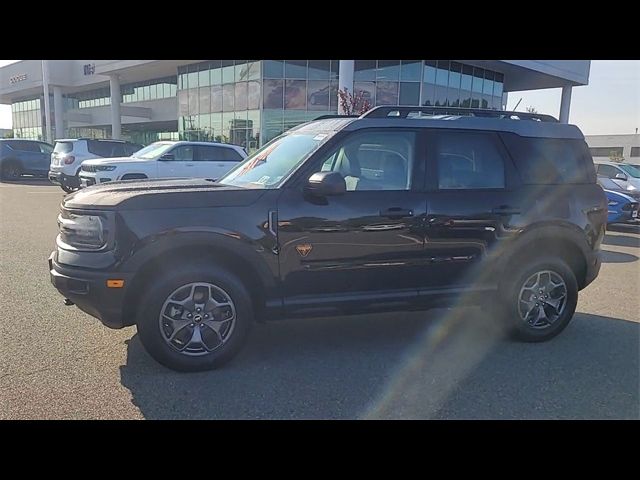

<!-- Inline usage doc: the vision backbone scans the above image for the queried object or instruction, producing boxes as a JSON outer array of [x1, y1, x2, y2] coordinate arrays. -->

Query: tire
[[1, 161, 22, 181], [61, 184, 76, 193], [135, 263, 253, 372], [497, 256, 578, 342]]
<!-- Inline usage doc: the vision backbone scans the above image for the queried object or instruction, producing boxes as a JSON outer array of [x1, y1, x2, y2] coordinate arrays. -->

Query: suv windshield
[[132, 142, 175, 160], [618, 164, 640, 178], [219, 133, 332, 189]]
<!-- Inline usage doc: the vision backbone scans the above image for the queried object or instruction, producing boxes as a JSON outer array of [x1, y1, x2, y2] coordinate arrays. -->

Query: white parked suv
[[49, 138, 143, 192], [78, 141, 247, 187]]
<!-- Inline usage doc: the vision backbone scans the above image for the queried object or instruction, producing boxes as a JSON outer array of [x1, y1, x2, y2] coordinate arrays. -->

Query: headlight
[[95, 165, 117, 171], [608, 201, 619, 206], [57, 210, 108, 250]]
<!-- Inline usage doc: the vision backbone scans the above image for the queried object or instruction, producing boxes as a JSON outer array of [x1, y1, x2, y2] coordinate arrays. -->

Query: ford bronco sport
[[49, 106, 607, 371]]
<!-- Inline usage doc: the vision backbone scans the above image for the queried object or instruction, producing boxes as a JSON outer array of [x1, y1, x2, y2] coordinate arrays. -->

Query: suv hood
[[82, 156, 137, 165], [63, 177, 266, 211]]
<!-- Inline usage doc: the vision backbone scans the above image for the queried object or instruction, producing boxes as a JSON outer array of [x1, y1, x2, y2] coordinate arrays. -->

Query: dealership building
[[0, 60, 590, 151]]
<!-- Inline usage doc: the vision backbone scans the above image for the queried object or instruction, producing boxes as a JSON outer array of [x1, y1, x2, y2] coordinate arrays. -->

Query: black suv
[[49, 106, 607, 372]]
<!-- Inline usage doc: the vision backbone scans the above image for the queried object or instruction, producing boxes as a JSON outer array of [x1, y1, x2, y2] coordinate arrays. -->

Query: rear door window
[[433, 131, 506, 190], [196, 146, 224, 161], [111, 143, 127, 157], [87, 140, 112, 157]]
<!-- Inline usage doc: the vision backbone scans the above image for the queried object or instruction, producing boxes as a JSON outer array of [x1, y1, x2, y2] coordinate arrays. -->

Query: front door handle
[[380, 207, 414, 219], [491, 206, 521, 215]]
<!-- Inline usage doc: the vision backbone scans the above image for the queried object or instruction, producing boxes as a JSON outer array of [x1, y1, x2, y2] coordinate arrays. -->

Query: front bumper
[[48, 170, 79, 188], [49, 252, 132, 329]]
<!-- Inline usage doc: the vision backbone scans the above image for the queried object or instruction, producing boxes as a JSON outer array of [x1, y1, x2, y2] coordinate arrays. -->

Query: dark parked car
[[0, 139, 53, 180], [49, 106, 607, 372]]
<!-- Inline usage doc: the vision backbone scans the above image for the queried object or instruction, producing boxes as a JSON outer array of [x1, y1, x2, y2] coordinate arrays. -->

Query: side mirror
[[159, 153, 174, 161], [305, 171, 346, 196], [615, 172, 627, 180]]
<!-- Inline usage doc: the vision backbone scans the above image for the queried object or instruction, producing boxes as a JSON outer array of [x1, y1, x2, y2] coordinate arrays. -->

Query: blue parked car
[[599, 186, 639, 225], [0, 139, 53, 180]]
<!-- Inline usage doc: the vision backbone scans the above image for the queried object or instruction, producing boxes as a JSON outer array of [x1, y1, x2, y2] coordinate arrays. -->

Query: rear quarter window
[[87, 140, 124, 157], [220, 147, 244, 161], [54, 141, 74, 154], [500, 133, 595, 184]]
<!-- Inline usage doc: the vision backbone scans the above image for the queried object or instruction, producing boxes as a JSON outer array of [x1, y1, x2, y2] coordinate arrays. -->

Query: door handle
[[380, 207, 414, 219], [185, 164, 195, 167], [491, 206, 521, 215]]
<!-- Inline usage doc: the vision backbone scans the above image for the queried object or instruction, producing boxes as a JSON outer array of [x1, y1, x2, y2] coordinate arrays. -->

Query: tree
[[337, 88, 372, 115], [609, 151, 625, 163]]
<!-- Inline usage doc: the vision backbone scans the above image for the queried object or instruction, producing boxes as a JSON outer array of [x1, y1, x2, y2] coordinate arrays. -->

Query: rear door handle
[[380, 207, 414, 219], [491, 206, 521, 215]]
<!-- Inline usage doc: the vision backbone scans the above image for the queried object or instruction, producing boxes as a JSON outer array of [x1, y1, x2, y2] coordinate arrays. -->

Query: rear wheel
[[1, 162, 22, 180], [136, 263, 253, 372], [498, 256, 578, 342]]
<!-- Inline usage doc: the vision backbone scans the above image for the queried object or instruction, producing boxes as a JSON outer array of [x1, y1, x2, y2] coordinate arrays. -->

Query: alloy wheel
[[158, 282, 237, 356]]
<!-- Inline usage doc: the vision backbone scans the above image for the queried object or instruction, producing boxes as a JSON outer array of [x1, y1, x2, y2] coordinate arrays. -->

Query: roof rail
[[360, 106, 558, 123], [313, 114, 360, 120]]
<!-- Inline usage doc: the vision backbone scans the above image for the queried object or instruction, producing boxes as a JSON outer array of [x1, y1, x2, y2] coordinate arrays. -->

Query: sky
[[0, 60, 638, 135]]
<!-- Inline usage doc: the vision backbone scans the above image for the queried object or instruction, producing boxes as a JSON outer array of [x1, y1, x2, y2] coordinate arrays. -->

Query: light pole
[[41, 60, 52, 143]]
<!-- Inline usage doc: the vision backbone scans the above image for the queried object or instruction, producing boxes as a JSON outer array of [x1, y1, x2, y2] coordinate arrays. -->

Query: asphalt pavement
[[0, 178, 638, 419]]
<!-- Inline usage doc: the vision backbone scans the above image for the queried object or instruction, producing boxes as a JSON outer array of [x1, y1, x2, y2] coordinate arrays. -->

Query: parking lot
[[0, 178, 638, 419]]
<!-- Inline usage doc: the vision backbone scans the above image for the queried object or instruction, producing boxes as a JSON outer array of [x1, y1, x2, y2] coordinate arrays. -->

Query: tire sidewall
[[136, 264, 253, 372], [500, 257, 578, 342]]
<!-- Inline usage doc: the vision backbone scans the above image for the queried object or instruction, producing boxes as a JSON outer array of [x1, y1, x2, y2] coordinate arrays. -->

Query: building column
[[559, 85, 572, 123], [338, 60, 355, 114], [109, 74, 121, 139], [41, 60, 52, 143], [53, 86, 64, 140]]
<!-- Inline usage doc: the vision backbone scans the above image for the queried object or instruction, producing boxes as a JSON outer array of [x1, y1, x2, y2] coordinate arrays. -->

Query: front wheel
[[497, 257, 578, 342], [61, 184, 76, 193], [136, 263, 253, 372]]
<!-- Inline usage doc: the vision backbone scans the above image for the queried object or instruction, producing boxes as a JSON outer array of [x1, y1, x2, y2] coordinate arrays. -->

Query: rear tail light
[[63, 156, 76, 165]]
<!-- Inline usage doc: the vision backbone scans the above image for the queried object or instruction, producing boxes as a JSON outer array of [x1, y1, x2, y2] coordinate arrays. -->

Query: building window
[[589, 147, 624, 158], [630, 147, 640, 158]]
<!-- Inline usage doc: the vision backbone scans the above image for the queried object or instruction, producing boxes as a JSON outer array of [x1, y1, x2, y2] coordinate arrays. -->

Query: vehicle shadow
[[603, 233, 640, 248], [0, 176, 52, 186], [608, 224, 640, 234], [600, 249, 638, 263], [119, 309, 639, 419]]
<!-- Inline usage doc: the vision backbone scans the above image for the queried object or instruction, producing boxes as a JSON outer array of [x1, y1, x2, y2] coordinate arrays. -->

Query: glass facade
[[11, 98, 44, 140], [10, 60, 508, 146], [71, 76, 178, 109], [177, 61, 262, 151], [422, 61, 504, 109], [175, 60, 508, 150]]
